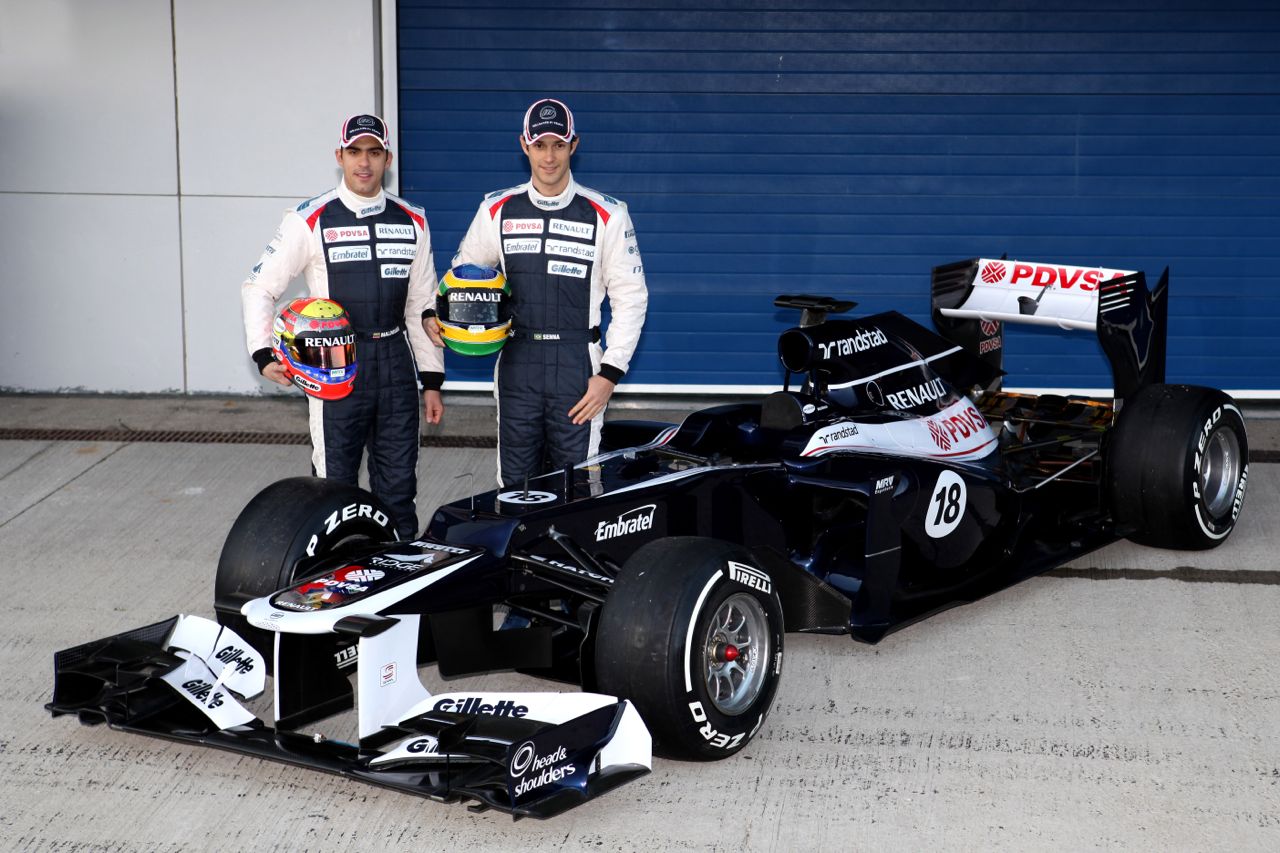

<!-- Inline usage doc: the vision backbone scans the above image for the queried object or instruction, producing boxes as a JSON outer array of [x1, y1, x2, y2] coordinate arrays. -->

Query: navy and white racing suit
[[241, 180, 443, 538], [453, 174, 647, 487]]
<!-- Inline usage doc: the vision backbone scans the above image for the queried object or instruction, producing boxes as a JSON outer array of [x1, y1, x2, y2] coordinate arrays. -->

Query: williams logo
[[595, 504, 656, 541]]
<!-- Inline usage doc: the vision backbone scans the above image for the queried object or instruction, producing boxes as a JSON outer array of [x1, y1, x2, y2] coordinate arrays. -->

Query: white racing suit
[[453, 174, 647, 487], [241, 181, 443, 538]]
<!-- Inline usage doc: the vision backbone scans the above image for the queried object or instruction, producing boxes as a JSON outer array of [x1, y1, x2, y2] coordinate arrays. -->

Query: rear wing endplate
[[930, 257, 1168, 404]]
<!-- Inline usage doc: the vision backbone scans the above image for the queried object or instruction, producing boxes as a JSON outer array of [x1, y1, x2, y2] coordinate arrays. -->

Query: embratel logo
[[327, 246, 371, 263], [503, 238, 542, 254], [980, 261, 1006, 284], [595, 504, 656, 541]]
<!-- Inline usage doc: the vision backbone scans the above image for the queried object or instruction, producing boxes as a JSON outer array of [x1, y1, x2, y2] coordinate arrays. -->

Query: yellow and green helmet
[[437, 264, 513, 356]]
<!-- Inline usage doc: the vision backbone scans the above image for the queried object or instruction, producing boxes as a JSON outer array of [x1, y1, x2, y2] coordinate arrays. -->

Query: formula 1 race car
[[48, 257, 1250, 819]]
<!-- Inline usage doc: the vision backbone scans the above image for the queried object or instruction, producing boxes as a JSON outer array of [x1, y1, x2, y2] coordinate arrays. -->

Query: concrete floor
[[1, 394, 1277, 851]]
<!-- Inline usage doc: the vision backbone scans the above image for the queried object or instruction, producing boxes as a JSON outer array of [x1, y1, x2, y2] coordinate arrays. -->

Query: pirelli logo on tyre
[[727, 561, 771, 595]]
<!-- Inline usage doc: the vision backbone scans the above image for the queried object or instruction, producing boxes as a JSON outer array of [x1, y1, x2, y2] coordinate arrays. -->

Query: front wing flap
[[47, 617, 650, 819]]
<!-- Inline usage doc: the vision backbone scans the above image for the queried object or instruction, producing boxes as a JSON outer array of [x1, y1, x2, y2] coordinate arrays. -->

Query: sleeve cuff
[[421, 308, 436, 320], [251, 347, 276, 374], [419, 371, 444, 391], [597, 364, 624, 385]]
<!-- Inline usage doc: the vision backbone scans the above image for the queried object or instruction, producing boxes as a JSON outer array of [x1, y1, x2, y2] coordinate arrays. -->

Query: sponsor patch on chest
[[381, 264, 410, 278], [545, 239, 597, 261], [503, 238, 542, 255], [323, 225, 370, 243], [547, 260, 588, 278], [328, 245, 372, 263], [376, 223, 415, 239], [548, 219, 594, 240], [503, 218, 544, 235], [376, 243, 417, 260]]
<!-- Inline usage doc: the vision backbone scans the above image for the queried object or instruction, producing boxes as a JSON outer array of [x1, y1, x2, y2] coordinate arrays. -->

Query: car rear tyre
[[1108, 384, 1249, 550], [595, 537, 784, 760], [214, 477, 397, 666]]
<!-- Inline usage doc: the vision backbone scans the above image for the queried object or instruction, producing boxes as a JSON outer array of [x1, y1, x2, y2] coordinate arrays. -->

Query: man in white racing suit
[[436, 98, 647, 487], [241, 113, 444, 538]]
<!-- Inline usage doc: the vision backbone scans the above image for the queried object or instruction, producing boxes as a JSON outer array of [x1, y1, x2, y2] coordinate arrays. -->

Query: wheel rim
[[1199, 426, 1242, 517], [702, 592, 771, 715]]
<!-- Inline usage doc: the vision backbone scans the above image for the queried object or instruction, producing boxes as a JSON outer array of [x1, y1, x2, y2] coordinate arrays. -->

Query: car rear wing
[[930, 257, 1168, 404]]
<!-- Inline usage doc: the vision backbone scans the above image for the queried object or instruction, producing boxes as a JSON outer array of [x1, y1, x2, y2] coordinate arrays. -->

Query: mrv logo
[[595, 504, 656, 541], [818, 327, 887, 359], [510, 742, 575, 798], [727, 561, 771, 595]]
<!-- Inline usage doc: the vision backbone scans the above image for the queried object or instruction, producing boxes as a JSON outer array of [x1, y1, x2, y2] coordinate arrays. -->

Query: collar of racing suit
[[526, 173, 577, 211], [336, 180, 388, 218]]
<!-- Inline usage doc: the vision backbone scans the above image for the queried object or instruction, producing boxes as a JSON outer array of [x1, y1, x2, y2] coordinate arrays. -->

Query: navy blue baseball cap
[[340, 114, 390, 147], [522, 98, 575, 144]]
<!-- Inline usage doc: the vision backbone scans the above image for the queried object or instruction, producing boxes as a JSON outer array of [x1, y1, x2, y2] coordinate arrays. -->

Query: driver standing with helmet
[[435, 98, 647, 487], [241, 113, 444, 539]]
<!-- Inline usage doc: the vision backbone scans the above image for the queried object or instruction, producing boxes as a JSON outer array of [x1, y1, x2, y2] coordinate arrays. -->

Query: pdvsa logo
[[980, 261, 1006, 283]]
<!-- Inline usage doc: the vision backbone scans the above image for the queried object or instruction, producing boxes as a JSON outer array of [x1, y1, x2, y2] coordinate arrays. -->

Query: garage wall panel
[[398, 1, 1280, 393]]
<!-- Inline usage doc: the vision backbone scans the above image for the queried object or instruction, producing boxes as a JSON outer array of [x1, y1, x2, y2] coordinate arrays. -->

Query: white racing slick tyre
[[1108, 384, 1249, 550], [595, 537, 784, 760], [214, 476, 397, 667]]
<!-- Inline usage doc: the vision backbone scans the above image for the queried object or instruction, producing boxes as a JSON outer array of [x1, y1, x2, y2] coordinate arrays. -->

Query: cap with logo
[[341, 114, 390, 148], [522, 98, 575, 144]]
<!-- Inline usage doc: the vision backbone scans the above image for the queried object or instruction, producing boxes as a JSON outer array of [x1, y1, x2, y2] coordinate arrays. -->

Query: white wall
[[0, 0, 383, 393]]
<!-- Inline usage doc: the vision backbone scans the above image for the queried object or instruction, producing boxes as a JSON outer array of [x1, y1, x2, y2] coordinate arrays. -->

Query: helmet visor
[[291, 337, 355, 369], [446, 290, 506, 325], [448, 300, 502, 325]]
